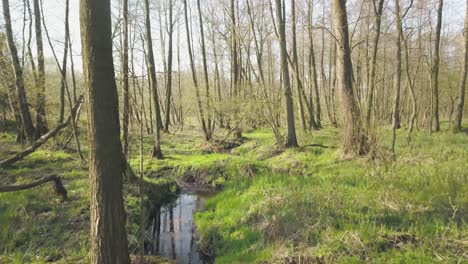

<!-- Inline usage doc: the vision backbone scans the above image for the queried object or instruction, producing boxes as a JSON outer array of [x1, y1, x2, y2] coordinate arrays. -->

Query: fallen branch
[[0, 96, 84, 168], [0, 175, 67, 199], [303, 144, 330, 149]]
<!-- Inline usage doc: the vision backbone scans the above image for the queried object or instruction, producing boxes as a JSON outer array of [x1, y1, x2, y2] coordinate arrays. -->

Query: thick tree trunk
[[2, 0, 35, 141], [453, 0, 468, 132], [275, 0, 298, 148], [144, 0, 163, 158], [431, 0, 443, 132], [332, 0, 366, 155], [79, 0, 131, 262]]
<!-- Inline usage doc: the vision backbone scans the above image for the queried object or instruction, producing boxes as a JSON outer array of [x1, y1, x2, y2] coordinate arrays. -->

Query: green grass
[[195, 125, 468, 263], [0, 123, 467, 263]]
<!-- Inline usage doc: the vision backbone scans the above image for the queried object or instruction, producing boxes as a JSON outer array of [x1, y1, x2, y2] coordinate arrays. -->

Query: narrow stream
[[145, 191, 213, 264]]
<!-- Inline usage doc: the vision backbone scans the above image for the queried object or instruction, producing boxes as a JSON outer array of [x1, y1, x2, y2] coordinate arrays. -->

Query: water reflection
[[146, 192, 211, 264]]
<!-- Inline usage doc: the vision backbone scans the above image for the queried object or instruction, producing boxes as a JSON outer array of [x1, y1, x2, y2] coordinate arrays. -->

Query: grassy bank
[[0, 123, 467, 263], [195, 126, 468, 263]]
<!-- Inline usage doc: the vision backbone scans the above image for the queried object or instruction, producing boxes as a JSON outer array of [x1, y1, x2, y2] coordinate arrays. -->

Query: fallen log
[[0, 96, 83, 168], [0, 174, 67, 199]]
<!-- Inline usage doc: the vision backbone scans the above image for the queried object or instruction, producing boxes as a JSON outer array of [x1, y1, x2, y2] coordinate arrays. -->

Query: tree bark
[[332, 0, 366, 155], [79, 0, 131, 262]]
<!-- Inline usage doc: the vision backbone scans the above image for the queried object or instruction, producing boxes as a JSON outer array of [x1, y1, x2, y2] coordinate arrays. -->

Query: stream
[[145, 190, 214, 264]]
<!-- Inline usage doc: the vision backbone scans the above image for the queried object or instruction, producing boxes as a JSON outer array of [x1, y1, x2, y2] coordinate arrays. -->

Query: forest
[[0, 0, 467, 263]]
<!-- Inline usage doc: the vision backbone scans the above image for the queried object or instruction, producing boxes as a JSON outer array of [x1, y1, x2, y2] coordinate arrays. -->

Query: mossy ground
[[0, 122, 467, 263]]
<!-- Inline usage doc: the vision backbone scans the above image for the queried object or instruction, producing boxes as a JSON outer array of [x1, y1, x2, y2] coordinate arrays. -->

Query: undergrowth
[[0, 122, 467, 263]]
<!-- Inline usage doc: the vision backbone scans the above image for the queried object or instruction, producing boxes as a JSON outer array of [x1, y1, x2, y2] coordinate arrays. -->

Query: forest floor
[[0, 121, 467, 263]]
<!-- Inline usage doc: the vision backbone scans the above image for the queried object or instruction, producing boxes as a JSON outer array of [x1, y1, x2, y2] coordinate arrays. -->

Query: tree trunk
[[307, 0, 321, 129], [275, 0, 298, 148], [121, 0, 130, 157], [431, 0, 443, 132], [391, 0, 403, 153], [197, 0, 213, 134], [453, 0, 468, 132], [2, 0, 35, 141], [164, 0, 174, 132], [33, 0, 48, 139], [79, 0, 131, 262], [332, 0, 366, 155], [144, 0, 163, 158], [365, 0, 385, 128], [183, 0, 211, 141], [58, 0, 69, 124]]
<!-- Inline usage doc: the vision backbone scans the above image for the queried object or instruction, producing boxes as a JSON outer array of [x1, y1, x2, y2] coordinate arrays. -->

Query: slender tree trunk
[[197, 0, 213, 134], [275, 0, 298, 148], [291, 0, 308, 131], [453, 0, 468, 132], [365, 0, 385, 128], [2, 0, 35, 141], [79, 0, 131, 262], [392, 0, 403, 153], [58, 0, 69, 124], [121, 0, 130, 157], [144, 0, 163, 158], [164, 0, 174, 132], [332, 0, 367, 155], [69, 35, 77, 104], [404, 36, 418, 143], [308, 1, 321, 129], [183, 0, 211, 141], [33, 0, 48, 139], [431, 0, 443, 132]]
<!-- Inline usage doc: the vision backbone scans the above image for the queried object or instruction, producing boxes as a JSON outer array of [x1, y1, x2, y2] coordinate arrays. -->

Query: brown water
[[145, 191, 213, 264]]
